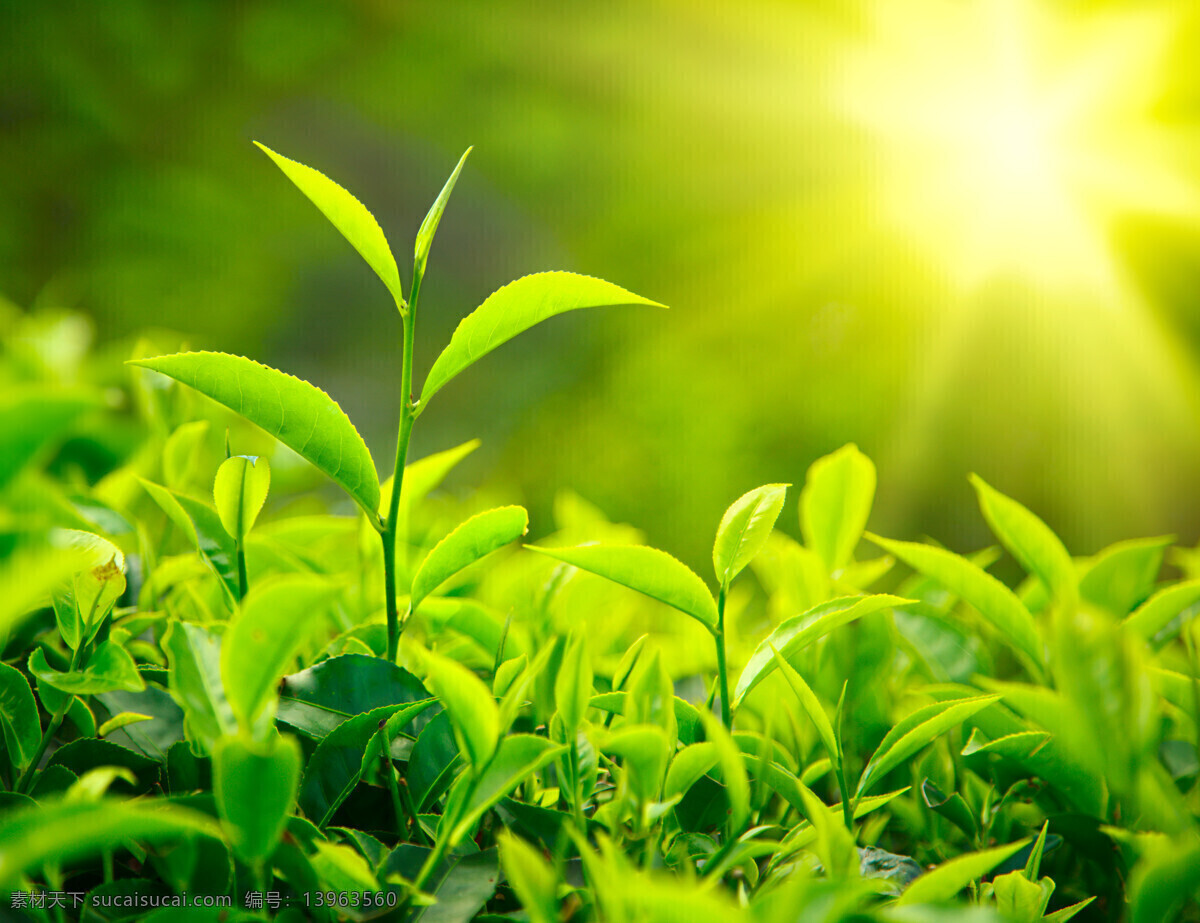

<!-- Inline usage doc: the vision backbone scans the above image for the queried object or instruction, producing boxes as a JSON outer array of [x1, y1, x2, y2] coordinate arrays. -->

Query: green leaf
[[140, 480, 239, 606], [448, 735, 565, 844], [421, 272, 664, 404], [0, 663, 39, 772], [214, 731, 302, 864], [0, 797, 221, 891], [213, 455, 270, 543], [698, 710, 750, 836], [277, 653, 430, 740], [255, 142, 403, 306], [1125, 578, 1200, 641], [734, 594, 913, 706], [555, 631, 592, 734], [415, 848, 500, 923], [423, 651, 500, 768], [770, 648, 838, 774], [663, 742, 719, 800], [299, 700, 435, 826], [1079, 536, 1173, 617], [602, 725, 670, 803], [970, 474, 1076, 607], [410, 506, 528, 611], [920, 778, 979, 840], [857, 694, 1001, 796], [1128, 836, 1200, 923], [498, 832, 557, 923], [896, 838, 1030, 905], [414, 148, 471, 284], [162, 419, 210, 490], [129, 352, 380, 518], [867, 533, 1043, 670], [98, 712, 154, 738], [220, 575, 338, 733], [992, 870, 1053, 920], [713, 483, 789, 587], [525, 543, 717, 631], [163, 620, 236, 753], [801, 444, 876, 573], [29, 642, 145, 695]]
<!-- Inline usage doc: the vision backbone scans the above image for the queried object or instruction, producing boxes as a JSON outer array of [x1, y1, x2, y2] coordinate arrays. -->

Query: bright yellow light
[[836, 0, 1200, 294]]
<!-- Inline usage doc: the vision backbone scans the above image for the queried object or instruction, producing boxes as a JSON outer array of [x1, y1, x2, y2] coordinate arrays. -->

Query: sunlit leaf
[[129, 352, 379, 518], [421, 272, 664, 404], [255, 142, 403, 306], [897, 839, 1030, 905], [801, 444, 875, 573], [213, 455, 270, 543], [410, 506, 528, 611], [713, 483, 789, 587], [214, 731, 301, 864]]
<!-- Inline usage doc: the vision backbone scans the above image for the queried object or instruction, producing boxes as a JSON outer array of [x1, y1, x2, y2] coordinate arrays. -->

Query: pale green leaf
[[255, 142, 403, 306], [858, 694, 1001, 796], [970, 474, 1076, 607], [162, 620, 236, 752], [415, 148, 471, 281], [699, 710, 750, 836], [29, 643, 145, 696], [867, 533, 1043, 670], [410, 506, 528, 611], [129, 352, 379, 518], [421, 272, 664, 404], [220, 575, 338, 733], [423, 650, 500, 768], [734, 594, 913, 706], [525, 543, 717, 630], [801, 444, 875, 573], [98, 712, 153, 738], [213, 455, 270, 543], [0, 663, 39, 771], [1125, 579, 1200, 641], [897, 839, 1031, 905], [713, 483, 789, 587], [771, 648, 839, 772]]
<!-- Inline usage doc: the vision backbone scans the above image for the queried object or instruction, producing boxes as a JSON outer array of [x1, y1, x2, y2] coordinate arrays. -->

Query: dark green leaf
[[0, 662, 39, 772]]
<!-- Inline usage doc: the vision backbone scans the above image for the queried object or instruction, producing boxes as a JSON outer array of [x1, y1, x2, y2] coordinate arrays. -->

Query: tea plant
[[0, 146, 1198, 922]]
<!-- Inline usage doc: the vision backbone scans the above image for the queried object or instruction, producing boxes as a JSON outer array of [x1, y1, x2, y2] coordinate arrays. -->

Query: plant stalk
[[16, 644, 86, 794], [383, 278, 420, 664], [715, 584, 731, 728]]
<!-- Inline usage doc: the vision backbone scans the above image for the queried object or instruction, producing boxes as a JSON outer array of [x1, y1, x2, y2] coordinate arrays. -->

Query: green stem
[[380, 726, 411, 840], [16, 644, 85, 794], [715, 584, 731, 728], [235, 541, 248, 601], [384, 285, 419, 664]]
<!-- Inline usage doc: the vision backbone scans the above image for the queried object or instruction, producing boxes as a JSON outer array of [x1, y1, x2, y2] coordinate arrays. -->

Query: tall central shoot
[[136, 143, 663, 664]]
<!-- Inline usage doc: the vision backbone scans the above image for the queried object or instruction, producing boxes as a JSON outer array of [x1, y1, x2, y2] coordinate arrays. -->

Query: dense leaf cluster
[[0, 149, 1197, 922]]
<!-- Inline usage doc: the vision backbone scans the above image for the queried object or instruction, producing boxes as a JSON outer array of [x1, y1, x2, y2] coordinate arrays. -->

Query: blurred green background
[[5, 0, 1200, 574]]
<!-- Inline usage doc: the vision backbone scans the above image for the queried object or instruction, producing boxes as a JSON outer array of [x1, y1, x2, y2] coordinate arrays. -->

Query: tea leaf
[[255, 142, 403, 307], [29, 643, 145, 696], [97, 712, 153, 739], [220, 575, 338, 733], [1079, 536, 1173, 617], [0, 388, 98, 492], [214, 731, 301, 864], [1125, 579, 1200, 641], [897, 838, 1031, 905], [140, 480, 239, 607], [801, 444, 875, 573], [525, 543, 717, 631], [603, 725, 670, 802], [129, 352, 380, 519], [0, 663, 39, 771], [162, 620, 236, 752], [498, 831, 558, 923], [770, 648, 839, 773], [664, 742, 719, 800], [420, 272, 664, 404], [213, 455, 270, 544], [449, 734, 566, 843], [0, 798, 220, 891], [867, 533, 1043, 670], [735, 594, 913, 706], [699, 710, 750, 835], [857, 694, 1001, 796], [389, 438, 481, 549], [410, 506, 528, 611], [970, 474, 1076, 607], [713, 483, 789, 587], [555, 631, 592, 734], [414, 148, 471, 283], [423, 651, 499, 768], [1128, 836, 1200, 923]]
